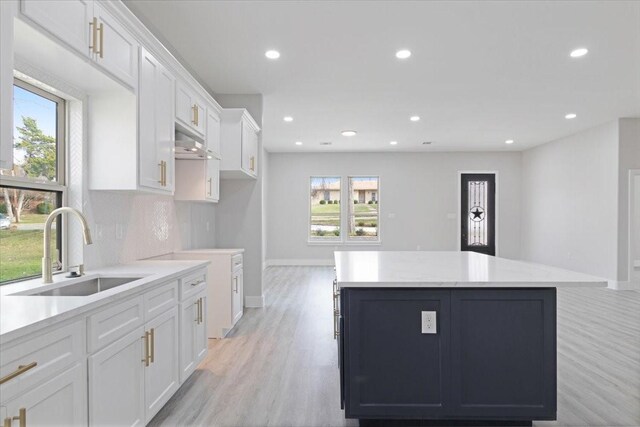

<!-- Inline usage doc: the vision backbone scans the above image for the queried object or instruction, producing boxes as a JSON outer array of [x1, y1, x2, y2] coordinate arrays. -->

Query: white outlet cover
[[421, 311, 437, 334]]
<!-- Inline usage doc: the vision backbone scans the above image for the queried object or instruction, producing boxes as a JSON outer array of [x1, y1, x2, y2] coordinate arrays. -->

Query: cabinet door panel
[[206, 159, 220, 202], [93, 3, 139, 89], [179, 296, 197, 383], [450, 289, 557, 419], [240, 121, 252, 174], [175, 83, 193, 129], [89, 327, 145, 427], [343, 289, 451, 418], [3, 363, 87, 427], [194, 293, 208, 363], [21, 0, 92, 57], [206, 109, 221, 158], [156, 63, 175, 191], [145, 307, 179, 423], [138, 49, 160, 190]]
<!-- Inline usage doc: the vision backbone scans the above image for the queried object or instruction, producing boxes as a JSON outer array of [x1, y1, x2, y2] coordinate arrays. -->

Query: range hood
[[175, 132, 209, 159]]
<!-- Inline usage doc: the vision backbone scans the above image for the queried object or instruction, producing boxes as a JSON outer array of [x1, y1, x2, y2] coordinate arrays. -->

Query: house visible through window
[[309, 176, 341, 240], [348, 176, 379, 241], [0, 78, 66, 284]]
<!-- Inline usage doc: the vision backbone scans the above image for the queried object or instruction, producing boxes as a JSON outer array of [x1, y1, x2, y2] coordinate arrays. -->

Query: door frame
[[629, 169, 640, 282], [457, 171, 499, 256]]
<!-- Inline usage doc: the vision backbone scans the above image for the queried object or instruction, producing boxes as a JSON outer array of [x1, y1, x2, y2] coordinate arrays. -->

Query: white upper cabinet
[[138, 47, 175, 193], [92, 2, 139, 89], [176, 79, 206, 137], [220, 109, 261, 180], [206, 105, 222, 159], [174, 158, 220, 203], [20, 0, 139, 90], [21, 0, 92, 57]]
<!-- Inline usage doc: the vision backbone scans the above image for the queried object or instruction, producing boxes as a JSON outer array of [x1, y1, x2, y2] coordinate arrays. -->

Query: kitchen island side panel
[[341, 287, 556, 421]]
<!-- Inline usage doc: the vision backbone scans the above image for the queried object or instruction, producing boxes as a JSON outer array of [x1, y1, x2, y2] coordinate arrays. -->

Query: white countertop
[[148, 248, 244, 260], [334, 251, 607, 288], [0, 260, 209, 344]]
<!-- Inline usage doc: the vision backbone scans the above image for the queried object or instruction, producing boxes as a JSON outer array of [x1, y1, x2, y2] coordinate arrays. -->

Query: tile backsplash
[[81, 191, 216, 269]]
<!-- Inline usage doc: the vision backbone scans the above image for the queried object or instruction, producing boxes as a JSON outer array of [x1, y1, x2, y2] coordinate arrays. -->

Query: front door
[[461, 173, 496, 256]]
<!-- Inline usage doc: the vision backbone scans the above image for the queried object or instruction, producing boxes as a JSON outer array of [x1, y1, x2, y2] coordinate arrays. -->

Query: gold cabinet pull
[[142, 332, 150, 366], [199, 298, 203, 323], [191, 104, 198, 126], [194, 299, 200, 324], [158, 161, 167, 186], [208, 178, 212, 196], [3, 417, 11, 427], [250, 156, 255, 172], [234, 276, 238, 294], [149, 328, 155, 364], [98, 22, 104, 58], [89, 17, 98, 54], [12, 408, 26, 427], [0, 362, 37, 385]]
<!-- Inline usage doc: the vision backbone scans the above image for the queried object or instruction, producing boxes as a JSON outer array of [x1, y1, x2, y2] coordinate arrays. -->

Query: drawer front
[[232, 254, 243, 271], [0, 319, 85, 403], [144, 280, 178, 321], [180, 270, 207, 301], [88, 295, 144, 353]]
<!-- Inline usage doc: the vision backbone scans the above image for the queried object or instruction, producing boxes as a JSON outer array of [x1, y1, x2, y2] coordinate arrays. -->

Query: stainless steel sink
[[29, 277, 143, 296]]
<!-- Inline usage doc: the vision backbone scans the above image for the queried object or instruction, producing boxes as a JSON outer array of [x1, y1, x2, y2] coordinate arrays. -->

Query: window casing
[[0, 78, 66, 284], [308, 176, 380, 243]]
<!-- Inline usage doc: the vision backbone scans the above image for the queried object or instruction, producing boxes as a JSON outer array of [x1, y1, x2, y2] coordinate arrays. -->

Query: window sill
[[307, 240, 382, 246]]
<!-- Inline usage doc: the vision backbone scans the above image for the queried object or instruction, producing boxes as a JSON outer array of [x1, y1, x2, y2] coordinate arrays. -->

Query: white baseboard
[[608, 281, 640, 291], [265, 259, 335, 267], [244, 295, 265, 308]]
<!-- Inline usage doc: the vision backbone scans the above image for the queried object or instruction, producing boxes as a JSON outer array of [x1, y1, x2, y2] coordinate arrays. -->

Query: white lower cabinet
[[89, 327, 146, 427], [144, 307, 179, 423], [179, 290, 207, 383], [3, 362, 87, 427], [232, 269, 244, 326]]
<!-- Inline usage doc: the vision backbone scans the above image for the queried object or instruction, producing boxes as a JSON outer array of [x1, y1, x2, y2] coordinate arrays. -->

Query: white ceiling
[[124, 1, 640, 153]]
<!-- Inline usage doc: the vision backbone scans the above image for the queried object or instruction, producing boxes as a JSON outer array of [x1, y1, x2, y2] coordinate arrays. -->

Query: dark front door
[[461, 173, 496, 256]]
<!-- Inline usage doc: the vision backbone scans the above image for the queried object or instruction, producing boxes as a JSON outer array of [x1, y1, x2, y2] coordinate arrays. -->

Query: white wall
[[266, 152, 522, 262], [521, 121, 620, 280]]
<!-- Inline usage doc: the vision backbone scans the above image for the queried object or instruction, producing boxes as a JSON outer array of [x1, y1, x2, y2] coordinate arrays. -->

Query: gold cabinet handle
[[234, 276, 238, 294], [3, 417, 10, 427], [4, 408, 26, 427], [0, 362, 37, 385], [98, 22, 104, 58], [163, 161, 167, 186], [89, 17, 98, 54], [142, 331, 150, 366], [208, 178, 212, 196], [158, 161, 167, 186], [250, 156, 255, 172], [194, 298, 200, 324], [191, 105, 198, 126], [199, 298, 204, 323], [149, 328, 155, 364]]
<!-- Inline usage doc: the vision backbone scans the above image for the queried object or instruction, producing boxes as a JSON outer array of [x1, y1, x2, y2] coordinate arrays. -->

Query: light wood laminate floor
[[150, 266, 640, 427]]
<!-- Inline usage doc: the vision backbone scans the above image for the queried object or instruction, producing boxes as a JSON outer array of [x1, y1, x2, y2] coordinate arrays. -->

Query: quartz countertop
[[334, 251, 607, 288], [0, 260, 209, 344], [148, 248, 244, 260]]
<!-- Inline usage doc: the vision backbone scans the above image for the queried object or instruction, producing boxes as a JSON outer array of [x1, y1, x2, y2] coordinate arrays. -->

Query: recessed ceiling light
[[390, 141, 398, 145], [265, 50, 280, 59], [422, 141, 433, 145], [410, 116, 420, 122], [320, 141, 332, 146], [341, 130, 357, 137], [283, 116, 293, 122], [207, 155, 213, 159], [565, 113, 577, 119], [505, 139, 514, 144], [570, 48, 588, 58], [396, 49, 411, 59], [295, 141, 303, 146]]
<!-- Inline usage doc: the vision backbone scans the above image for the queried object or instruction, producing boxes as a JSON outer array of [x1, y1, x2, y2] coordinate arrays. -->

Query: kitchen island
[[333, 251, 607, 426]]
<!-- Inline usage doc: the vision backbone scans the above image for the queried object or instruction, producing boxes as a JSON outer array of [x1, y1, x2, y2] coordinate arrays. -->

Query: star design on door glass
[[469, 206, 485, 222]]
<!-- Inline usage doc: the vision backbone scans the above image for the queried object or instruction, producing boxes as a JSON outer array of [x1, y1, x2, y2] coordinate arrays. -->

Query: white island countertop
[[0, 260, 209, 344], [334, 251, 607, 288]]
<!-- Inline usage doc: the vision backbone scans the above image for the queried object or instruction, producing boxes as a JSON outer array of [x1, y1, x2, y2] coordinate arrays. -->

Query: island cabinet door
[[450, 289, 557, 420], [343, 289, 451, 419]]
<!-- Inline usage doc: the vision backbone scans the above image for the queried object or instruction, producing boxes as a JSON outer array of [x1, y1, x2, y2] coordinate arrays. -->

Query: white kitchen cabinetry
[[174, 158, 220, 203], [176, 80, 206, 137], [220, 109, 260, 179], [180, 290, 208, 383], [0, 320, 87, 427], [21, 0, 139, 90], [88, 279, 182, 426], [88, 327, 146, 427], [88, 47, 174, 194], [206, 105, 222, 158], [138, 47, 175, 193], [3, 363, 88, 427], [232, 264, 244, 327]]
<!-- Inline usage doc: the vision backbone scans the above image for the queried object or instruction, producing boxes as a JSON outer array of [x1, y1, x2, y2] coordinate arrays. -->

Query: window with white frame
[[309, 176, 341, 241], [308, 175, 380, 243], [348, 176, 379, 241], [0, 78, 66, 284]]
